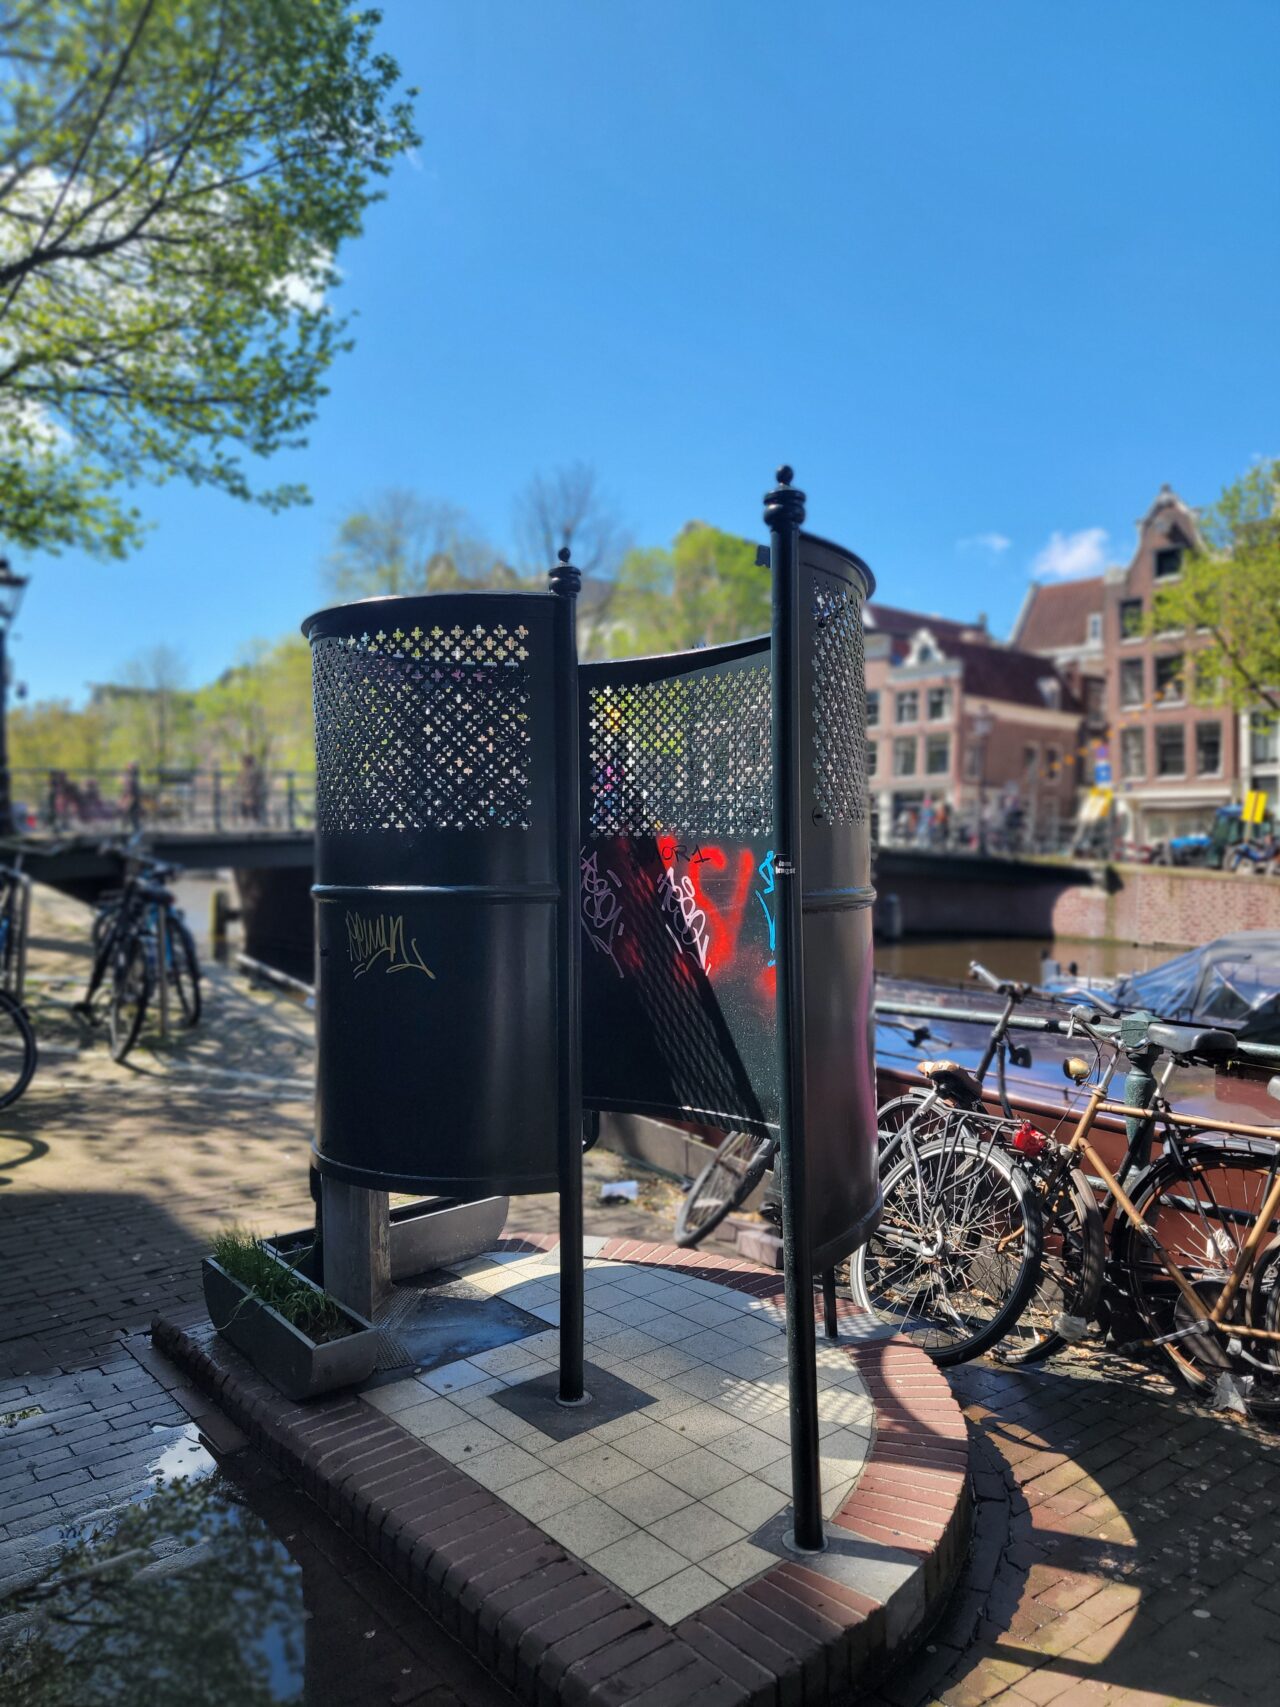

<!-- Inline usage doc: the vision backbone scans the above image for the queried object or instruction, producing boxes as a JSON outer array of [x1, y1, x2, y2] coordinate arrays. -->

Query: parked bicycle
[[75, 850, 201, 1063], [865, 962, 1108, 1367], [0, 860, 37, 1108], [1015, 1009, 1280, 1417], [673, 1018, 937, 1249]]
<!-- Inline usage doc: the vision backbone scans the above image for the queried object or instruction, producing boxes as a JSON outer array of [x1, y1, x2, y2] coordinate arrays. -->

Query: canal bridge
[[2, 821, 1102, 972]]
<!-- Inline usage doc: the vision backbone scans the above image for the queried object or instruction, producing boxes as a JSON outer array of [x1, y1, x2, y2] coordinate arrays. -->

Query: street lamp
[[0, 557, 30, 839], [972, 704, 994, 856]]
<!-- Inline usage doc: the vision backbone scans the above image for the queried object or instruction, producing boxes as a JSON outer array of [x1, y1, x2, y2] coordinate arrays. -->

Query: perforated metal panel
[[810, 577, 869, 826], [311, 623, 533, 835], [587, 664, 772, 841], [304, 591, 564, 1198]]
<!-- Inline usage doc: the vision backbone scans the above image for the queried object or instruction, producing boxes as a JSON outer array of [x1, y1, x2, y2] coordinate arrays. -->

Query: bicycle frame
[[1054, 1048, 1280, 1353]]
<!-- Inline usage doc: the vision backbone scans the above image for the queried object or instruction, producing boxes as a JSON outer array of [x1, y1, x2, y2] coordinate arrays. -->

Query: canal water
[[0, 1426, 514, 1707], [874, 934, 1162, 988]]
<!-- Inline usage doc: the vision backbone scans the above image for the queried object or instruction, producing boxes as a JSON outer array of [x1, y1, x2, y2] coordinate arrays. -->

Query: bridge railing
[[11, 767, 316, 835]]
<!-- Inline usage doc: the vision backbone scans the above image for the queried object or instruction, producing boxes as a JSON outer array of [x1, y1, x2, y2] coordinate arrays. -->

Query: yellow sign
[[1243, 789, 1270, 826]]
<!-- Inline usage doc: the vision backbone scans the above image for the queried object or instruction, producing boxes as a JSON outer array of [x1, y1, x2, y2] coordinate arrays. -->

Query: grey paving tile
[[702, 1537, 778, 1589], [554, 1443, 641, 1496], [393, 1395, 470, 1441], [604, 1471, 693, 1526], [616, 1421, 698, 1470], [708, 1424, 789, 1473], [703, 1476, 790, 1529], [660, 1448, 742, 1499], [647, 1500, 747, 1564], [586, 1530, 688, 1596], [636, 1564, 724, 1623], [539, 1495, 636, 1556], [499, 1467, 587, 1522], [419, 1359, 492, 1396], [458, 1442, 547, 1491], [662, 1403, 741, 1448], [425, 1418, 508, 1462]]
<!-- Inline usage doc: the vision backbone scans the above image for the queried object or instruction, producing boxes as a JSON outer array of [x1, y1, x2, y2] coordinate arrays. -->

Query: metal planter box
[[202, 1255, 379, 1402]]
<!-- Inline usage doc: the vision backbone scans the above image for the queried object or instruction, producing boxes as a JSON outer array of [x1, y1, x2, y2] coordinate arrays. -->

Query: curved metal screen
[[304, 591, 564, 1198], [579, 531, 879, 1269]]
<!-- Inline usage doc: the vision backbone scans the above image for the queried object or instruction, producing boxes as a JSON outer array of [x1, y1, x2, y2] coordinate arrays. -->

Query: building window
[[893, 737, 917, 778], [866, 690, 880, 727], [1023, 744, 1039, 780], [1154, 654, 1185, 705], [1119, 658, 1144, 709], [925, 734, 950, 775], [1154, 546, 1184, 580], [1120, 599, 1143, 640], [1046, 744, 1060, 777], [926, 686, 951, 721], [867, 740, 878, 777], [895, 690, 918, 724], [1120, 728, 1145, 779], [1155, 725, 1186, 778], [1251, 713, 1279, 767], [964, 744, 981, 781], [1195, 722, 1222, 777], [1087, 612, 1103, 644], [1085, 677, 1106, 719], [1192, 655, 1217, 703]]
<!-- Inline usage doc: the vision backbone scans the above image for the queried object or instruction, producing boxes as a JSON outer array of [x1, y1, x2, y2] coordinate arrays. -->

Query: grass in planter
[[211, 1229, 350, 1343]]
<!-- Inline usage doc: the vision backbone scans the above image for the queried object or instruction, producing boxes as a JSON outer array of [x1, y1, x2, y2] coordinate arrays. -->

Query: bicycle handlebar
[[968, 960, 1030, 1001]]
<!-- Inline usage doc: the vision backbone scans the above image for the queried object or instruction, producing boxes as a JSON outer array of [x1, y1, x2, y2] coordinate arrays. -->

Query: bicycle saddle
[[917, 1058, 983, 1100], [1143, 1021, 1237, 1062]]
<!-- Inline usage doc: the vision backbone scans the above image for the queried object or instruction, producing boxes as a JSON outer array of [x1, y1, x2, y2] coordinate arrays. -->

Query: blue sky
[[14, 0, 1280, 703]]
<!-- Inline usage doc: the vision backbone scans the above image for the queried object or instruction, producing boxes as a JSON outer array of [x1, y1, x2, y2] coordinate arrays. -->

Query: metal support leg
[[823, 1269, 839, 1341], [156, 904, 170, 1043]]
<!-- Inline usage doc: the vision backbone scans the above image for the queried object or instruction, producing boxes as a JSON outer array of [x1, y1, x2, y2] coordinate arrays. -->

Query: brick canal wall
[[1052, 862, 1280, 950]]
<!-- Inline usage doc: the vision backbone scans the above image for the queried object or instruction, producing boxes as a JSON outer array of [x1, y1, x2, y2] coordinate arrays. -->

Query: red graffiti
[[686, 846, 756, 977]]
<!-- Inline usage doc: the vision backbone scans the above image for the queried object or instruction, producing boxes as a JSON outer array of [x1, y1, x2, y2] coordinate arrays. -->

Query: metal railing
[[10, 768, 316, 835]]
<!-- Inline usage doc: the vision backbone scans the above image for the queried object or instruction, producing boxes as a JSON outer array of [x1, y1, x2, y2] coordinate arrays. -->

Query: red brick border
[[153, 1236, 970, 1705]]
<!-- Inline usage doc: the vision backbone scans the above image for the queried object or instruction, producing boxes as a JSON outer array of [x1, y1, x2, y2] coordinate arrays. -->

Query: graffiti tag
[[581, 848, 627, 979], [658, 865, 711, 972], [346, 912, 436, 981]]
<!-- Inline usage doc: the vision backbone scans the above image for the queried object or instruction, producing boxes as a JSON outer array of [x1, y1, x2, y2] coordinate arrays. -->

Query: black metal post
[[550, 547, 587, 1406], [766, 465, 825, 1554]]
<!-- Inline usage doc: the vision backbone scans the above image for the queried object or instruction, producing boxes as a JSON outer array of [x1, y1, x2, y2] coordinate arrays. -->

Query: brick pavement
[[5, 892, 1280, 1704]]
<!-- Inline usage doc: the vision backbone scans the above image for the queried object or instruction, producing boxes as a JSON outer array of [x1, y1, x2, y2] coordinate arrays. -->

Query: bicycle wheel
[[168, 916, 201, 1027], [1118, 1140, 1280, 1397], [0, 990, 37, 1109], [675, 1131, 775, 1248], [876, 1091, 949, 1169], [992, 1164, 1105, 1366], [849, 1128, 1044, 1366], [109, 937, 152, 1064]]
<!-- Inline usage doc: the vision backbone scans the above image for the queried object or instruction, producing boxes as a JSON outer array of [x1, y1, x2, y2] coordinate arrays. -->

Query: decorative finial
[[764, 463, 806, 533], [549, 545, 581, 600]]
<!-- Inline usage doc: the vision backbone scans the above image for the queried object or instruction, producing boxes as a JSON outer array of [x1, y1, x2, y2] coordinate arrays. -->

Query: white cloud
[[1031, 527, 1109, 580], [958, 532, 1011, 553]]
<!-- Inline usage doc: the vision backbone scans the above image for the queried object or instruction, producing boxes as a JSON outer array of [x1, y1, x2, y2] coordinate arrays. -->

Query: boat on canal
[[874, 931, 1280, 1164]]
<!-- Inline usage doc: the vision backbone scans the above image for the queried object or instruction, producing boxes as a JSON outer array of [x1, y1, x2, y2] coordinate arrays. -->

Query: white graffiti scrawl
[[581, 848, 627, 979]]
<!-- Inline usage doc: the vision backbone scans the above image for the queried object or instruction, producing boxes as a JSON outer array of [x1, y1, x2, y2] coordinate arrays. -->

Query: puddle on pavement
[[1, 1423, 513, 1706]]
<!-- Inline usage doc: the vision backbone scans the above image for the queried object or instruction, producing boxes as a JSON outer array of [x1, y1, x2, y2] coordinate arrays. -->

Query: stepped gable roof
[[948, 637, 1082, 714], [1011, 576, 1104, 654]]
